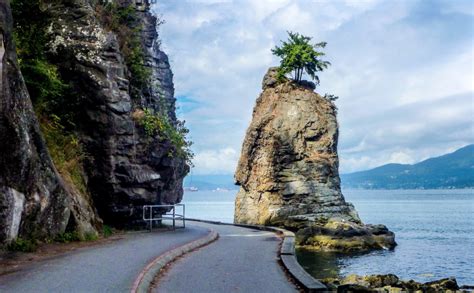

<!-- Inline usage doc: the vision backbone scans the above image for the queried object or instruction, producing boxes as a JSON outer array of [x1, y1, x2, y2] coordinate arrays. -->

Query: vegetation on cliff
[[272, 31, 330, 84], [96, 2, 154, 99], [11, 0, 89, 197], [133, 108, 194, 166], [6, 0, 190, 235]]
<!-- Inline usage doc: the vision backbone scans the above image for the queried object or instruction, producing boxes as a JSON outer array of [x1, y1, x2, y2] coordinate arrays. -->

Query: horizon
[[153, 0, 474, 176]]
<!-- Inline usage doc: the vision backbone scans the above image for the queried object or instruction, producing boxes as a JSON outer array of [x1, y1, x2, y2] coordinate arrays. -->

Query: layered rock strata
[[0, 0, 100, 244], [234, 68, 395, 251]]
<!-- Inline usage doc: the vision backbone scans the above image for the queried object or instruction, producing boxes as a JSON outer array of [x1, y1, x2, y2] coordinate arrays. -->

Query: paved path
[[153, 222, 298, 293], [0, 226, 209, 293]]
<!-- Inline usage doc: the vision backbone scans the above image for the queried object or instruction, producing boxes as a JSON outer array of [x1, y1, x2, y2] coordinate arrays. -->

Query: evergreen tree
[[272, 31, 330, 84]]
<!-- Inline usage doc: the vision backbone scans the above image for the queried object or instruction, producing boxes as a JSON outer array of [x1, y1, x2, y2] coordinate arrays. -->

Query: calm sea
[[181, 189, 474, 285]]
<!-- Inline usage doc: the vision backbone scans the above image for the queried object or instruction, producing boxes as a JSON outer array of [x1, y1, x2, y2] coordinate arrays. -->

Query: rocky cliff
[[0, 0, 100, 244], [43, 0, 188, 225], [0, 0, 188, 244], [234, 68, 395, 252]]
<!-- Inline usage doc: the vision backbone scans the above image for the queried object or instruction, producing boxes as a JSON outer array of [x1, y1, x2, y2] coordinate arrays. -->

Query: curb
[[186, 218, 327, 292], [130, 229, 219, 293]]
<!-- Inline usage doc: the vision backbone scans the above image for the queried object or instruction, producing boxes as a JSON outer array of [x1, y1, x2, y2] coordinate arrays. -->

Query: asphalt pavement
[[0, 225, 210, 293], [153, 221, 298, 293]]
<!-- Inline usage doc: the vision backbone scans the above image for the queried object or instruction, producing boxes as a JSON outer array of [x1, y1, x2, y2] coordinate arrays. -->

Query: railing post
[[149, 206, 152, 231], [172, 206, 176, 230], [183, 204, 186, 228]]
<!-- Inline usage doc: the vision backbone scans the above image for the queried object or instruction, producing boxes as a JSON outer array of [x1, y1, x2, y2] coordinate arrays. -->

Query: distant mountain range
[[341, 144, 474, 189], [184, 174, 237, 191], [186, 145, 474, 190]]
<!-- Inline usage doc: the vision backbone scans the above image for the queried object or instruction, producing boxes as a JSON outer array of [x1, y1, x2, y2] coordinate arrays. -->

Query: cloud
[[192, 147, 239, 174], [154, 0, 474, 175]]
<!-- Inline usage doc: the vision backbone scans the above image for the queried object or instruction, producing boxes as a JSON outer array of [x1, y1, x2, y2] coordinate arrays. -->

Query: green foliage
[[54, 231, 81, 243], [134, 108, 194, 166], [83, 232, 99, 242], [7, 238, 38, 252], [40, 115, 88, 195], [272, 31, 330, 84], [102, 225, 113, 238], [96, 2, 152, 99], [12, 0, 89, 196], [11, 0, 49, 60], [20, 60, 70, 106], [323, 94, 339, 101]]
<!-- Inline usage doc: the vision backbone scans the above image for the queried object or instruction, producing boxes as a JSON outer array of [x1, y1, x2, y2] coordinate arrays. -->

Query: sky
[[152, 0, 474, 175]]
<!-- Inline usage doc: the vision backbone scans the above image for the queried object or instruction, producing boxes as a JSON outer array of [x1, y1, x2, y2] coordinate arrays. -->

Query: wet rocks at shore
[[322, 274, 463, 292]]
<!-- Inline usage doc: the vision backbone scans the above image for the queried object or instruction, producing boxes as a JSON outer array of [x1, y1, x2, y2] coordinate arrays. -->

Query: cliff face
[[0, 0, 100, 244], [235, 68, 395, 252], [44, 0, 188, 225], [0, 0, 187, 244]]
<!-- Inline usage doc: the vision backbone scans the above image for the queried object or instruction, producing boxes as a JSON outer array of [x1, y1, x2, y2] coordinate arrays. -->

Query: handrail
[[142, 204, 186, 231]]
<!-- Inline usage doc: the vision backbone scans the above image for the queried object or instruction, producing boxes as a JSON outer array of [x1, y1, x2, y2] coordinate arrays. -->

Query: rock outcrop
[[0, 0, 100, 244], [43, 0, 188, 226], [323, 274, 460, 292], [1, 0, 187, 245], [234, 68, 395, 252]]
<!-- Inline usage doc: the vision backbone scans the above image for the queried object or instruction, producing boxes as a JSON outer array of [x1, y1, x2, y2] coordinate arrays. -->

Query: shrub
[[83, 232, 98, 242], [7, 238, 38, 252], [54, 231, 81, 243], [102, 225, 113, 238], [134, 108, 194, 166]]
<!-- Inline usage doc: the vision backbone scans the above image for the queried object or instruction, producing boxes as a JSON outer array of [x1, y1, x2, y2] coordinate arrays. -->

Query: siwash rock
[[234, 68, 396, 252]]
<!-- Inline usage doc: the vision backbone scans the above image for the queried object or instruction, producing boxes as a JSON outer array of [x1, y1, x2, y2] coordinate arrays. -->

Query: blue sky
[[152, 0, 473, 175]]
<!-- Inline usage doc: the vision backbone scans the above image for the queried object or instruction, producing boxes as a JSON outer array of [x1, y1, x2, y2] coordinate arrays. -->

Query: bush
[[102, 225, 113, 238], [83, 232, 99, 242], [7, 238, 38, 252], [54, 231, 81, 243], [133, 108, 194, 166]]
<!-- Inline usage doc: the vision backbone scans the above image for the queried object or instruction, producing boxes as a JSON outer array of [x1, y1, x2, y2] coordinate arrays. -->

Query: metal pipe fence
[[142, 204, 185, 231]]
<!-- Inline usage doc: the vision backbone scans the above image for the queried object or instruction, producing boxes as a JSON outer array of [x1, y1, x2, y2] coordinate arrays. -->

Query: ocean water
[[181, 189, 474, 285]]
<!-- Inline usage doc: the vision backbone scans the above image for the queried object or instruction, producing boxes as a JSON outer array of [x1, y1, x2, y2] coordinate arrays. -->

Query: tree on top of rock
[[272, 31, 330, 85]]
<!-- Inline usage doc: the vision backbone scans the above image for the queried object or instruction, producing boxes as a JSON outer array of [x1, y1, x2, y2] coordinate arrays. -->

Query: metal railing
[[142, 204, 185, 231]]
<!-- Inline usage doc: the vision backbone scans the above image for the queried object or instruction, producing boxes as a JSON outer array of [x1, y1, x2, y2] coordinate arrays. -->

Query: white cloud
[[193, 148, 240, 174], [155, 0, 474, 175]]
